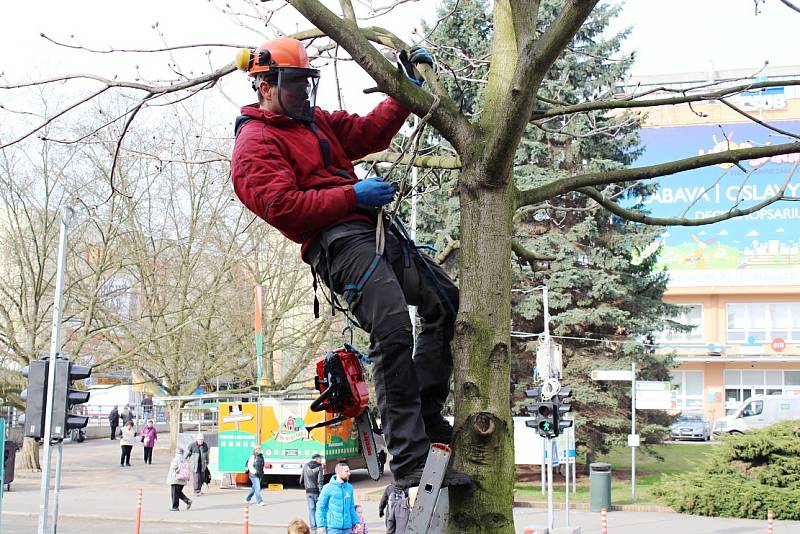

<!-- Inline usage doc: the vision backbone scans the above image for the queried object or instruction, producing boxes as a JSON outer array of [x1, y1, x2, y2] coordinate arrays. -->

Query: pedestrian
[[231, 37, 469, 490], [185, 433, 209, 496], [301, 453, 324, 529], [245, 445, 265, 506], [350, 505, 368, 534], [141, 395, 154, 420], [120, 420, 135, 467], [287, 518, 311, 534], [108, 405, 120, 440], [140, 419, 157, 464], [378, 483, 409, 534], [167, 446, 192, 511], [315, 462, 358, 534], [121, 403, 135, 426]]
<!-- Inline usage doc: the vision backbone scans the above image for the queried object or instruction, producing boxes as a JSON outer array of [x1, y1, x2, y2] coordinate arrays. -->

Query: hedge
[[652, 420, 800, 519]]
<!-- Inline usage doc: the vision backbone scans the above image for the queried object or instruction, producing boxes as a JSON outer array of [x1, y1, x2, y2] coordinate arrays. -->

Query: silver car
[[669, 413, 711, 441]]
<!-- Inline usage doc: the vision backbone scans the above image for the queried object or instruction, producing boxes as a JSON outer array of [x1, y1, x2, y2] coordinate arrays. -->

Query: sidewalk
[[3, 438, 799, 533]]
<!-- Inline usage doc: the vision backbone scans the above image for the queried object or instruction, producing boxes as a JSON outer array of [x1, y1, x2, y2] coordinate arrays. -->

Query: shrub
[[652, 421, 800, 519]]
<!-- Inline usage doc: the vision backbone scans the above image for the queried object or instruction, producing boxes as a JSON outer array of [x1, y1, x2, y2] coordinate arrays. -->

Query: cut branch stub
[[474, 412, 496, 437]]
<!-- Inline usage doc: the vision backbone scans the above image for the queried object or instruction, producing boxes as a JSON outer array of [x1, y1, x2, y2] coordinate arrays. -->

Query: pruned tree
[[2, 1, 799, 530]]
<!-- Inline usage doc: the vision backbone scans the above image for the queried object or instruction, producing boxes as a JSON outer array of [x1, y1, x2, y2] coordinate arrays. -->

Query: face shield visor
[[274, 67, 320, 123]]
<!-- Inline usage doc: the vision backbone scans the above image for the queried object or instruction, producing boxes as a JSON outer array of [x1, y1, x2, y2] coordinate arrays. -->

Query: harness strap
[[389, 215, 457, 317]]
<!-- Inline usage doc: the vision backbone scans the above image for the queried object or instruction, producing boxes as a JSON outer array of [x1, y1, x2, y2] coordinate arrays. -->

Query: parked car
[[714, 395, 800, 435], [670, 413, 712, 441]]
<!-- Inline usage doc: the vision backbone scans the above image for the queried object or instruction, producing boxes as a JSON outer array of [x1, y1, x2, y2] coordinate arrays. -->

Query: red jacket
[[231, 98, 410, 258]]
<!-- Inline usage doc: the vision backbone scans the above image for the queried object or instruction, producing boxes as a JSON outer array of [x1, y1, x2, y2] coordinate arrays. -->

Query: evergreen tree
[[411, 0, 677, 459]]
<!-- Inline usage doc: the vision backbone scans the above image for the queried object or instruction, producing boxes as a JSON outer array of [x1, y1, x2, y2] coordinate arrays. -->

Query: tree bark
[[168, 401, 180, 452], [450, 162, 516, 534], [19, 437, 41, 471]]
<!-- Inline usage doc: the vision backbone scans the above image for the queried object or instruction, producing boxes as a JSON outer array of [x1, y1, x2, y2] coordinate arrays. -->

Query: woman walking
[[245, 445, 265, 506], [120, 420, 135, 467], [141, 419, 157, 464], [167, 446, 192, 511]]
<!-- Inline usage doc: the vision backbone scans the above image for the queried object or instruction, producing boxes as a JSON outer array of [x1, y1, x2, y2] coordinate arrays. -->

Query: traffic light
[[526, 401, 557, 437], [20, 359, 49, 439], [50, 360, 92, 440], [524, 387, 554, 438], [553, 387, 573, 436]]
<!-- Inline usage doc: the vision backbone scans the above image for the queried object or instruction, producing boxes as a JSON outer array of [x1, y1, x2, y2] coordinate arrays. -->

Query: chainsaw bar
[[355, 409, 381, 481]]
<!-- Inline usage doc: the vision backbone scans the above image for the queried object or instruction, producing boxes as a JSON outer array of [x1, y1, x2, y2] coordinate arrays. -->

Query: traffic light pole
[[38, 206, 72, 534], [546, 437, 554, 531], [51, 440, 64, 533], [631, 359, 637, 500]]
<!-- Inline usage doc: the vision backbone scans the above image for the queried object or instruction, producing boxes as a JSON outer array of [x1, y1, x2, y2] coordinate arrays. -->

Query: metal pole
[[546, 438, 554, 531], [50, 440, 64, 533], [565, 443, 570, 527], [631, 359, 636, 500], [38, 206, 72, 534], [540, 438, 545, 495], [542, 286, 550, 338], [0, 418, 5, 534]]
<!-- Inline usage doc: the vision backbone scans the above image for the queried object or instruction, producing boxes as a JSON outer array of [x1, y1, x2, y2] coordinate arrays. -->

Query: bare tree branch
[[511, 239, 556, 262], [517, 141, 800, 207], [356, 151, 461, 168], [531, 79, 800, 120], [286, 0, 472, 151], [577, 161, 798, 226]]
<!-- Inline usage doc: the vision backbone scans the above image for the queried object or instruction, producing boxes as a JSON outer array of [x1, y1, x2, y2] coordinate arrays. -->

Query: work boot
[[424, 417, 453, 444], [393, 459, 472, 489]]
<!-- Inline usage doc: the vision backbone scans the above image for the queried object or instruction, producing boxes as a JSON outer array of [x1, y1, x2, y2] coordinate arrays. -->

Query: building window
[[722, 369, 794, 414], [726, 302, 800, 343], [670, 370, 704, 409], [658, 304, 703, 343]]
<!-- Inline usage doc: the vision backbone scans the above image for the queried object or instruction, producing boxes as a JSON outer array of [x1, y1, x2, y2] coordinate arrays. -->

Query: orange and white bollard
[[243, 505, 250, 534], [134, 488, 143, 534], [600, 507, 608, 534], [768, 509, 774, 534]]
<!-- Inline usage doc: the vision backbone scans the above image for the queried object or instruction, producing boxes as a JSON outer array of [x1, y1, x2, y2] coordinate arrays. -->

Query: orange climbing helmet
[[236, 38, 320, 122], [235, 37, 318, 78]]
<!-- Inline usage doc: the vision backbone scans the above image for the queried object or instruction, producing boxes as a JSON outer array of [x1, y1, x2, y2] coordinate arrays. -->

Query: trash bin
[[4, 440, 19, 491], [589, 462, 612, 512]]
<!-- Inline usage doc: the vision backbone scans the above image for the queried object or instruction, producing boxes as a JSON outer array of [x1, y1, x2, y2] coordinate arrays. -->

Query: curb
[[513, 499, 675, 513], [1, 510, 289, 528]]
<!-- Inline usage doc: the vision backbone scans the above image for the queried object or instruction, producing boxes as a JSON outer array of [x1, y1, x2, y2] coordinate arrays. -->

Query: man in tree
[[230, 37, 467, 489]]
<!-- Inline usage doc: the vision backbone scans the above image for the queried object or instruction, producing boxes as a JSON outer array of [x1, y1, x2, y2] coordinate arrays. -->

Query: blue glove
[[399, 46, 434, 87], [408, 46, 434, 68], [353, 177, 396, 207]]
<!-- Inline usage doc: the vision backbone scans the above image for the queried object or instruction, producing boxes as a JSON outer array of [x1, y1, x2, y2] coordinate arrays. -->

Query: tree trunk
[[168, 401, 180, 452], [19, 437, 41, 471], [450, 165, 516, 533]]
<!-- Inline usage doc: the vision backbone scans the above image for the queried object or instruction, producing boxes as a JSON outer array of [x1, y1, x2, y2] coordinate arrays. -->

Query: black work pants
[[171, 484, 191, 509], [120, 445, 132, 466], [144, 447, 153, 464], [309, 221, 458, 476], [110, 424, 118, 440]]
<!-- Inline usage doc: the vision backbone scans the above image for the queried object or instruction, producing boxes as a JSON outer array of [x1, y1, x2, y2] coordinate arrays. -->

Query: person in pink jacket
[[141, 419, 158, 464]]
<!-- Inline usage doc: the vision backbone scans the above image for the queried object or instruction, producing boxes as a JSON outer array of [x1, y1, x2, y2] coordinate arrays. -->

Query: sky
[[1, 0, 797, 120]]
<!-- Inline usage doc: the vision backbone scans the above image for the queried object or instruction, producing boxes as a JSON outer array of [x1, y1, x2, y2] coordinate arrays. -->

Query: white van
[[714, 395, 800, 435]]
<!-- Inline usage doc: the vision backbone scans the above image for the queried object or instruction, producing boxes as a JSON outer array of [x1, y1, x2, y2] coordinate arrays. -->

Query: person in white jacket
[[120, 421, 136, 467], [246, 445, 265, 506]]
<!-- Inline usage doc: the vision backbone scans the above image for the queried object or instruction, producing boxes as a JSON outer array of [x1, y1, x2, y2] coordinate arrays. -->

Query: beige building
[[622, 66, 800, 418]]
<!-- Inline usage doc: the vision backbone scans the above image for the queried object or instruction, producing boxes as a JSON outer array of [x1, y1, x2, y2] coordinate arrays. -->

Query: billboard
[[636, 120, 800, 287], [217, 400, 360, 473]]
